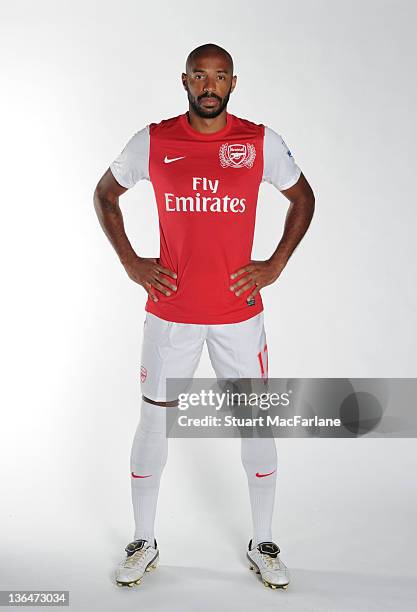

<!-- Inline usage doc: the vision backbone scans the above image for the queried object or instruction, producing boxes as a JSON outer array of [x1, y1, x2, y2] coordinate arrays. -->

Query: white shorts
[[140, 311, 269, 402]]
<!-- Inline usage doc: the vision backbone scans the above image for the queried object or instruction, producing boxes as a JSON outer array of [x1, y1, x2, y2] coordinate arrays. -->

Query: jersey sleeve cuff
[[109, 163, 132, 189], [278, 166, 302, 191]]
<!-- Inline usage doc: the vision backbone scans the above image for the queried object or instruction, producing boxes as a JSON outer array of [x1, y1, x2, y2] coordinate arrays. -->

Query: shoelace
[[122, 548, 148, 568]]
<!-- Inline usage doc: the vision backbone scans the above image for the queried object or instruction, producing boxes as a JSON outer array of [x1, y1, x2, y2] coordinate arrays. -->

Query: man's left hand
[[229, 259, 285, 301]]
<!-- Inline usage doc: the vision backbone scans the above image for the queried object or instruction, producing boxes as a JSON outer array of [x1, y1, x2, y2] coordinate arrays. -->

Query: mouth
[[199, 97, 220, 107]]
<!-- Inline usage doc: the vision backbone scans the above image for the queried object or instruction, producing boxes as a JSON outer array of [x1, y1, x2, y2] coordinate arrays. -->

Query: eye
[[218, 75, 226, 80]]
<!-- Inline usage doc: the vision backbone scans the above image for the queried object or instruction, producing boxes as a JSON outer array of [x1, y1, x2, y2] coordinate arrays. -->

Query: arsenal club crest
[[219, 143, 256, 169]]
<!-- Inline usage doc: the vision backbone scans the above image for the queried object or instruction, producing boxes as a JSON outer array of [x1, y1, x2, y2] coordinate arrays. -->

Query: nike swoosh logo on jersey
[[255, 470, 276, 478], [164, 155, 186, 164], [131, 472, 152, 478]]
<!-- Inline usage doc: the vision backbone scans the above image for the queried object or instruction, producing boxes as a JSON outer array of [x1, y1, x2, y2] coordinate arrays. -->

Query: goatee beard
[[186, 86, 232, 119]]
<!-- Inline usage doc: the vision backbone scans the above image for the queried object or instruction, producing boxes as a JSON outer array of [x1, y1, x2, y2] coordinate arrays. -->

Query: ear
[[181, 73, 188, 90], [230, 75, 237, 93]]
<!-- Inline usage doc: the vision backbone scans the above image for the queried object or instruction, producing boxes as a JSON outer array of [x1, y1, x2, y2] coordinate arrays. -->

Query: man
[[93, 43, 314, 590]]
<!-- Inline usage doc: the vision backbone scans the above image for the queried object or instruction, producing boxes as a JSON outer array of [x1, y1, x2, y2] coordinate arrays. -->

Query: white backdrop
[[1, 1, 416, 610]]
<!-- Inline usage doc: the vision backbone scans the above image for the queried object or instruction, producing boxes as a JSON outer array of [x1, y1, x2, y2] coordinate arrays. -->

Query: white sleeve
[[109, 126, 150, 189], [262, 125, 301, 191]]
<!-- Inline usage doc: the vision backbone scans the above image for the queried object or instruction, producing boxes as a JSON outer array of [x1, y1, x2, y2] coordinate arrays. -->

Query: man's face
[[182, 52, 237, 119]]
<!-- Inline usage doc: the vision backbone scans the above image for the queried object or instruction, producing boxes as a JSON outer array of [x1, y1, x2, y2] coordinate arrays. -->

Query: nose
[[203, 75, 217, 94]]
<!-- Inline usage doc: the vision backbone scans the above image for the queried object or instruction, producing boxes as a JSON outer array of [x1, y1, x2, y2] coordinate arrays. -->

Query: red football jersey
[[110, 112, 301, 324]]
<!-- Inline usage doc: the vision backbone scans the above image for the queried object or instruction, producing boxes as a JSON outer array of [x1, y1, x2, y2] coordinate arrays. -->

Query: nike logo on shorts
[[131, 472, 152, 478]]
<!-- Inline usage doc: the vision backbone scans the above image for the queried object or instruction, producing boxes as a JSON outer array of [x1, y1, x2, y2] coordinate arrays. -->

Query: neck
[[186, 108, 228, 133]]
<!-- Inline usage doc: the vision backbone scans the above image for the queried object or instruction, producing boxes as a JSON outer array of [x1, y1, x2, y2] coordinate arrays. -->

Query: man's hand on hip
[[123, 256, 177, 302], [229, 259, 286, 302]]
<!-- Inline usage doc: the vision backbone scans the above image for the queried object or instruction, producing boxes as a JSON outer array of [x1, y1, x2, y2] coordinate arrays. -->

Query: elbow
[[93, 181, 108, 211], [306, 183, 315, 207], [93, 184, 106, 218], [303, 186, 315, 215], [294, 191, 315, 212], [306, 193, 315, 223], [93, 182, 103, 203], [292, 191, 315, 224]]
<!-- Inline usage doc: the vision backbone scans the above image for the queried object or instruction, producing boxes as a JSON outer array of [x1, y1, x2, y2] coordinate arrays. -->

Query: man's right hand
[[123, 256, 177, 302]]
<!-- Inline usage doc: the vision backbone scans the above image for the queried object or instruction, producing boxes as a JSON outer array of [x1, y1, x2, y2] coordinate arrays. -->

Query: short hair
[[185, 43, 234, 73]]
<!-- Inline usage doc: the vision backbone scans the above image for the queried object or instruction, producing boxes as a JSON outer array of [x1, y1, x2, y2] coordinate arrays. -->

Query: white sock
[[130, 399, 168, 545], [241, 437, 277, 547]]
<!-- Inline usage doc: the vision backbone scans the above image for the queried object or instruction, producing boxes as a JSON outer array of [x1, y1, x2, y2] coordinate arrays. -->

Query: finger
[[230, 265, 252, 280], [247, 286, 260, 301], [152, 280, 172, 296], [153, 274, 177, 292], [235, 281, 256, 296], [156, 265, 177, 280], [144, 282, 159, 302], [230, 275, 254, 291]]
